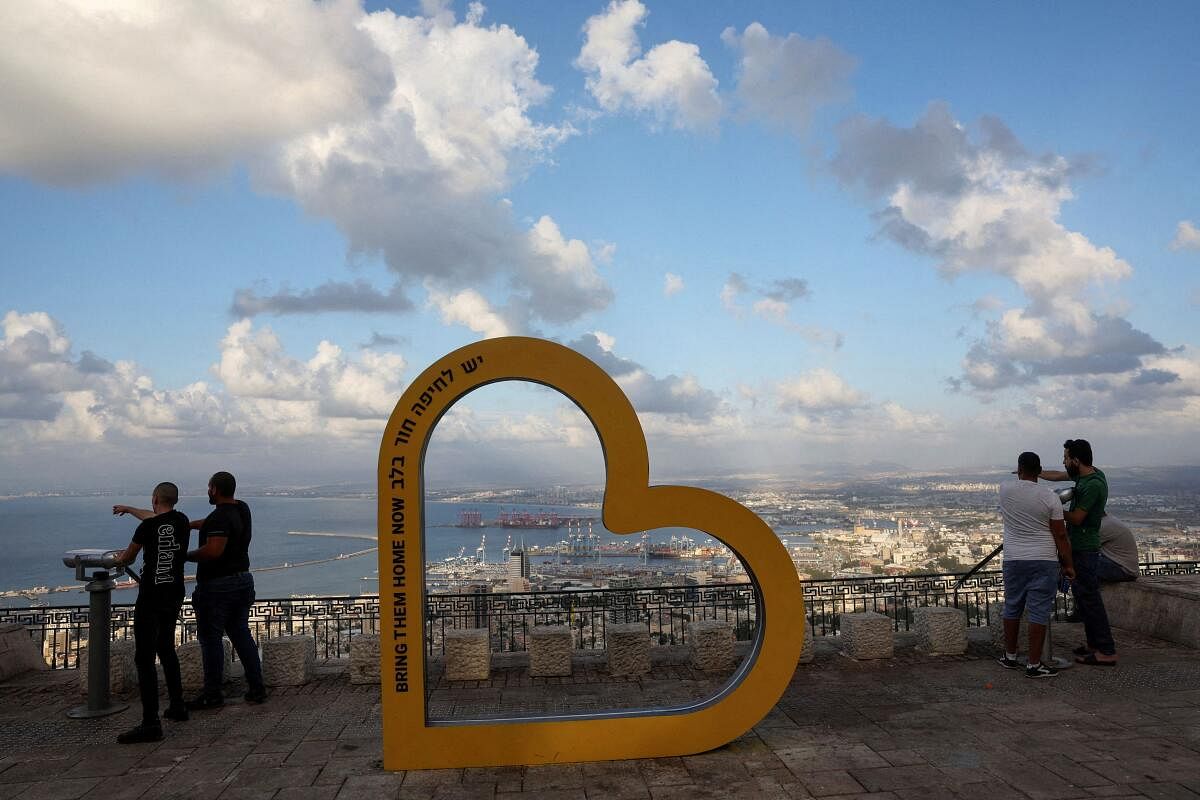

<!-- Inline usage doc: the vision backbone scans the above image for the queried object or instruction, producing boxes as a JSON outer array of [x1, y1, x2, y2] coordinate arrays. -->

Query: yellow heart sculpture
[[377, 337, 804, 769]]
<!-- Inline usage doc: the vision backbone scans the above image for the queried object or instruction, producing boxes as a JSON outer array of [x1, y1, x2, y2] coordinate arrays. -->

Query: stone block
[[528, 624, 573, 677], [688, 620, 734, 671], [798, 623, 815, 664], [262, 635, 314, 687], [988, 612, 1030, 650], [606, 623, 650, 676], [0, 623, 47, 680], [914, 606, 967, 655], [840, 612, 893, 659], [349, 634, 380, 685], [1104, 575, 1200, 649], [177, 638, 233, 691], [77, 639, 136, 695], [444, 628, 490, 681]]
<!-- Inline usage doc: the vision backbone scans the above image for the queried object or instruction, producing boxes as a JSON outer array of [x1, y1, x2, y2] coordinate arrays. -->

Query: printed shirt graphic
[[132, 510, 190, 597]]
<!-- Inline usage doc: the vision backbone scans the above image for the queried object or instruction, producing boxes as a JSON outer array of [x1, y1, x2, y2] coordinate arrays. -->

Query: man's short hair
[[1063, 439, 1093, 466], [209, 471, 237, 498], [153, 482, 179, 506], [1017, 451, 1041, 475]]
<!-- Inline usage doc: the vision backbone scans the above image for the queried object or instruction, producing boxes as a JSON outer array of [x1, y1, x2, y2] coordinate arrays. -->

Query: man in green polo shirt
[[1041, 439, 1117, 665]]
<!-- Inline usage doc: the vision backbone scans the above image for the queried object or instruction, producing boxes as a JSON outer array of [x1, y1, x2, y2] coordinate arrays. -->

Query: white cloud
[[520, 216, 613, 323], [776, 368, 865, 414], [831, 103, 1162, 391], [0, 0, 393, 184], [576, 0, 721, 132], [256, 7, 606, 328], [594, 241, 618, 264], [591, 331, 616, 352], [721, 22, 856, 135], [0, 311, 231, 445], [3, 3, 612, 330], [1170, 220, 1200, 252], [570, 333, 722, 419], [214, 320, 406, 420], [664, 272, 685, 297], [752, 297, 789, 324], [232, 280, 413, 317], [425, 288, 513, 339], [720, 272, 838, 346], [720, 273, 748, 315]]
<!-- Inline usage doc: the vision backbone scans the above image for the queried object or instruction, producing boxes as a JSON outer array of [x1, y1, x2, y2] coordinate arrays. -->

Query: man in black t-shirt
[[111, 481, 190, 744], [185, 471, 266, 709]]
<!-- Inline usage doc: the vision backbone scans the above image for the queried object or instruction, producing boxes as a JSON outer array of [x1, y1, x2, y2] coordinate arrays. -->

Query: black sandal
[[1075, 653, 1116, 667]]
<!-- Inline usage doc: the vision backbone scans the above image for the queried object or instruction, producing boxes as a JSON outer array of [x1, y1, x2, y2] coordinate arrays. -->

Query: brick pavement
[[1, 626, 1198, 799]]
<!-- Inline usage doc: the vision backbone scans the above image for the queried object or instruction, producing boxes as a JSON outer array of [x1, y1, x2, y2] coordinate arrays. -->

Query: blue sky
[[1, 0, 1198, 491]]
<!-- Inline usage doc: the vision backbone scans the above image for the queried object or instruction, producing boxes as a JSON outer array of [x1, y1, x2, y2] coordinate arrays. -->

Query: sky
[[1, 0, 1199, 492]]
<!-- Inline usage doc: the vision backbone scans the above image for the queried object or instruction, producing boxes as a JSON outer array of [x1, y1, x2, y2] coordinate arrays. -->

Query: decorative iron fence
[[3, 561, 1195, 669], [425, 583, 757, 655], [0, 596, 380, 670]]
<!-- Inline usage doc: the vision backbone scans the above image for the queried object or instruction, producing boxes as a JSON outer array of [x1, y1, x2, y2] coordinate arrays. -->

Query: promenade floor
[[2, 624, 1199, 799]]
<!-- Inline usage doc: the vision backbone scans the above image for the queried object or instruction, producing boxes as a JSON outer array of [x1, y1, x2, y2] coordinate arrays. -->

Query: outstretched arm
[[1039, 469, 1070, 482], [113, 505, 154, 521]]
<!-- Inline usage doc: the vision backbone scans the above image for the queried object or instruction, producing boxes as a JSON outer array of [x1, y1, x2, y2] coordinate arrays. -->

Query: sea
[[0, 495, 815, 608]]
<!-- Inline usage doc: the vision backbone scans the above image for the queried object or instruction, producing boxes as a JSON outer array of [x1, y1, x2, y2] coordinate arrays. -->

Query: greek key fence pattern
[[3, 561, 1195, 669]]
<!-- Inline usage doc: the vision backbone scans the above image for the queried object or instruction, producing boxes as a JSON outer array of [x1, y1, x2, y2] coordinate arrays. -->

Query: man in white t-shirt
[[997, 451, 1075, 678]]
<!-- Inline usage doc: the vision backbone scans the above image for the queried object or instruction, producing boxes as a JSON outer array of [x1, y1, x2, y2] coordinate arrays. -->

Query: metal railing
[[426, 583, 757, 655], [3, 560, 1195, 669]]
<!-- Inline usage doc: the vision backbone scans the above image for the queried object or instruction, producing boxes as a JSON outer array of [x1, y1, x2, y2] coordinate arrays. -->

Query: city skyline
[[2, 1, 1199, 491]]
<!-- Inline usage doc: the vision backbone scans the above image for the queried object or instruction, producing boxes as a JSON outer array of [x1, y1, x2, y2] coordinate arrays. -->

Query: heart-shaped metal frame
[[377, 337, 804, 768]]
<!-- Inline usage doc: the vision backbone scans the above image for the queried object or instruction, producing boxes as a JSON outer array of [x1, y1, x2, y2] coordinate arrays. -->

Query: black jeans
[[134, 592, 184, 725], [1072, 550, 1116, 656]]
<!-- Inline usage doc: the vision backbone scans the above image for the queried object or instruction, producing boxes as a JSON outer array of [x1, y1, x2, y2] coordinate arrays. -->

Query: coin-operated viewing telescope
[[62, 548, 135, 719]]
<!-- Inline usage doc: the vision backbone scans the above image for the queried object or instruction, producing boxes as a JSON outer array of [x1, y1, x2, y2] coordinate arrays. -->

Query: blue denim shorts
[[1002, 560, 1059, 625]]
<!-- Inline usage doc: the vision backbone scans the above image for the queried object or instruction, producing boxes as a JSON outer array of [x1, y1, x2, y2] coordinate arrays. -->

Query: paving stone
[[276, 787, 340, 800], [1035, 754, 1116, 788], [138, 777, 230, 800], [285, 740, 339, 767], [637, 758, 689, 787], [314, 756, 383, 786], [237, 751, 288, 770], [866, 749, 921, 768], [792, 769, 865, 797], [236, 765, 322, 790], [849, 764, 957, 792], [1060, 787, 1138, 798], [403, 769, 464, 788], [336, 772, 405, 800], [1085, 756, 1200, 785], [3, 623, 1200, 800], [776, 744, 890, 771], [7, 777, 101, 800], [218, 789, 281, 800], [427, 785, 497, 799], [78, 773, 164, 800], [991, 761, 1098, 800], [518, 764, 584, 792], [1132, 783, 1200, 800]]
